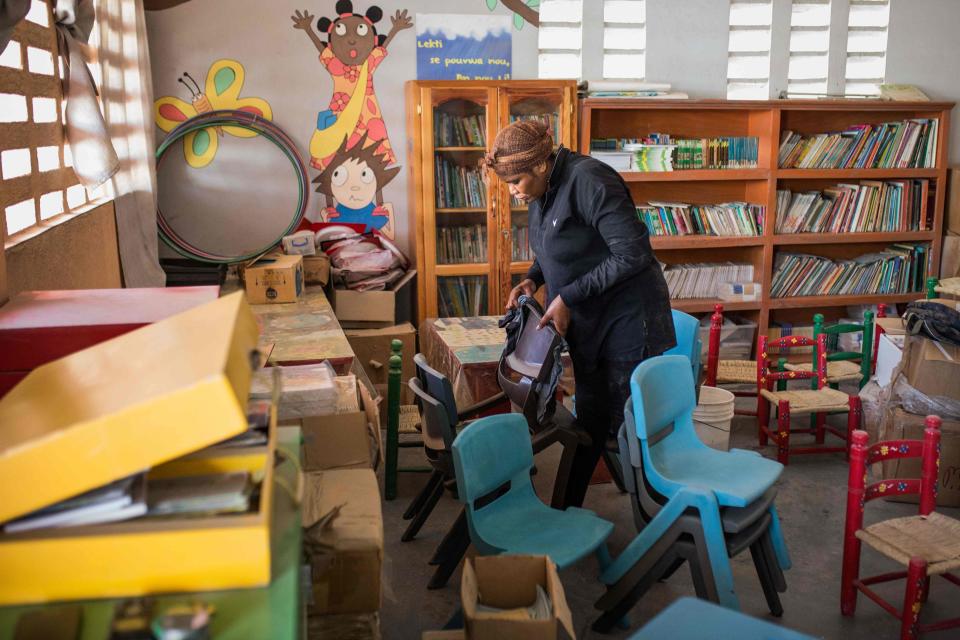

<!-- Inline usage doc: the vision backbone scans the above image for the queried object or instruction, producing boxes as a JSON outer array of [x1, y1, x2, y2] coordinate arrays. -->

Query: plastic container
[[698, 315, 757, 361], [693, 385, 735, 451]]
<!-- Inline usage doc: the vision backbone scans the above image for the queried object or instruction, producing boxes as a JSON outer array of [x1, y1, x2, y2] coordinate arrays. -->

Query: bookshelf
[[580, 98, 952, 341], [406, 80, 578, 323]]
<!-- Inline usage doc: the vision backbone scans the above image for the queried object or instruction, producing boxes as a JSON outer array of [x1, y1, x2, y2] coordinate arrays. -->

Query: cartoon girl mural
[[312, 133, 401, 237], [290, 1, 412, 170]]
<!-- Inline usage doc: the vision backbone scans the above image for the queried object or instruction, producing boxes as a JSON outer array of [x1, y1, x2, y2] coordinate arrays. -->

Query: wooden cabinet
[[406, 80, 577, 324]]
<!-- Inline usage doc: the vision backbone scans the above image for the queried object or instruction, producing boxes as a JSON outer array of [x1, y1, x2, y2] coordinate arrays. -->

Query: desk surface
[[223, 279, 355, 370], [422, 317, 506, 366], [0, 428, 304, 640]]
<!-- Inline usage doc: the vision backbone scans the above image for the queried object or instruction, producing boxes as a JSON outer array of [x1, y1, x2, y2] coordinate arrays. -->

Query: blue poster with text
[[416, 14, 512, 81]]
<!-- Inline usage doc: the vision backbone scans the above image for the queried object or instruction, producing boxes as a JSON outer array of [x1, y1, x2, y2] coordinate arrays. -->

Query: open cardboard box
[[0, 293, 280, 605], [881, 407, 960, 508], [462, 555, 575, 640], [332, 270, 416, 328]]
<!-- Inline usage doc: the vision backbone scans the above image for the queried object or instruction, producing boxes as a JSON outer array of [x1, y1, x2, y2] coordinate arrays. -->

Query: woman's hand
[[539, 295, 570, 337], [506, 278, 537, 310]]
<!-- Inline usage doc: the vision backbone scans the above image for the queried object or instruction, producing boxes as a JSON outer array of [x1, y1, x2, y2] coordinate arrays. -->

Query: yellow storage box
[[0, 292, 279, 605]]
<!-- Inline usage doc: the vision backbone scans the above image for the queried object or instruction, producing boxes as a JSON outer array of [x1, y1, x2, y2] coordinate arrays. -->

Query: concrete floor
[[380, 414, 959, 639]]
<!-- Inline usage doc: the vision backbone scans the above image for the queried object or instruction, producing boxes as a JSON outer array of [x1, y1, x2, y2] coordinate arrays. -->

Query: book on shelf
[[661, 262, 755, 299], [435, 157, 486, 208], [509, 112, 559, 144], [590, 134, 759, 170], [590, 151, 633, 172], [512, 224, 532, 261], [437, 225, 487, 264], [638, 201, 763, 237], [778, 119, 938, 169], [434, 112, 487, 147], [770, 243, 930, 298], [776, 180, 929, 234], [439, 276, 487, 317]]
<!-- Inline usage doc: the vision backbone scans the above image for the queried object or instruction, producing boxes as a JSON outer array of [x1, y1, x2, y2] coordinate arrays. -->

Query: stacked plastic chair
[[593, 355, 791, 631]]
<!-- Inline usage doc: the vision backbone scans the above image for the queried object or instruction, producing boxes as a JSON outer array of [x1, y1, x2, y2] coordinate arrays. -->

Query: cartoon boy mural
[[312, 133, 401, 237], [290, 1, 412, 170]]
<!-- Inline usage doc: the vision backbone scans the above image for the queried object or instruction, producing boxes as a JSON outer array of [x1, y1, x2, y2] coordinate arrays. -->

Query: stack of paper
[[661, 263, 755, 299], [148, 472, 252, 517]]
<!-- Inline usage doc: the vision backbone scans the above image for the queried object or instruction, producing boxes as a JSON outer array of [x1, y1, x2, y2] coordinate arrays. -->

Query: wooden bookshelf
[[407, 80, 578, 323], [581, 98, 953, 342]]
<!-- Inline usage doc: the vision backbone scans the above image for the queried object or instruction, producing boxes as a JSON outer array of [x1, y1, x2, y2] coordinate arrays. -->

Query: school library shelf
[[580, 98, 952, 340]]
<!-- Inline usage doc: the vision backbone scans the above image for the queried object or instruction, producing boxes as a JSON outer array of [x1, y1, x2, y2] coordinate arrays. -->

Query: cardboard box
[[282, 230, 316, 256], [942, 232, 960, 279], [303, 255, 331, 286], [303, 469, 383, 615], [881, 407, 960, 507], [875, 331, 905, 388], [333, 270, 416, 327], [902, 335, 960, 401], [244, 254, 304, 304], [875, 316, 906, 336], [345, 323, 416, 401], [462, 555, 575, 640]]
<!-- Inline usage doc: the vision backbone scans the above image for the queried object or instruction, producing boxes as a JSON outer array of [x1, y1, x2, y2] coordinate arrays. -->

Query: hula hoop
[[155, 109, 309, 264]]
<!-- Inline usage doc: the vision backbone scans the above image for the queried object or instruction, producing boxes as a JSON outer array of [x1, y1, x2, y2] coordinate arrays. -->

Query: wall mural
[[484, 0, 540, 29], [291, 0, 411, 239], [154, 59, 273, 169], [313, 133, 401, 237]]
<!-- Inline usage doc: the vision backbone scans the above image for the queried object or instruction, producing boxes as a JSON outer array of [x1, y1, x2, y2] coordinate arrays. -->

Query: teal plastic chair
[[603, 355, 789, 610], [664, 309, 702, 383], [451, 413, 614, 569]]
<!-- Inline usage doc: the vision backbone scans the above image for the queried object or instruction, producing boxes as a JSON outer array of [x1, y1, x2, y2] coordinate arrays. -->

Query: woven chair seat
[[716, 359, 757, 384], [759, 386, 850, 414], [399, 404, 421, 434], [856, 512, 960, 576], [783, 360, 863, 383]]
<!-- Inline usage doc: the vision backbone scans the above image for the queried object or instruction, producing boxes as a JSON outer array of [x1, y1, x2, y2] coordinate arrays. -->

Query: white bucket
[[693, 385, 736, 451]]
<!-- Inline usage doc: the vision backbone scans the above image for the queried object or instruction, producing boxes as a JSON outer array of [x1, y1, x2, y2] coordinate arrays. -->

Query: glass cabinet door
[[422, 87, 498, 317], [496, 86, 571, 311]]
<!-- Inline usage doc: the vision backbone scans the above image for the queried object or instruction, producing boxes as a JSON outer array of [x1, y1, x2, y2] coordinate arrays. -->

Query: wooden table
[[420, 316, 575, 410], [0, 428, 304, 640], [242, 285, 355, 374]]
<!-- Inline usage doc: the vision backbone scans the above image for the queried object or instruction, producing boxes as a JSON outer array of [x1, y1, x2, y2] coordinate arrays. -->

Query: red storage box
[[0, 286, 220, 395]]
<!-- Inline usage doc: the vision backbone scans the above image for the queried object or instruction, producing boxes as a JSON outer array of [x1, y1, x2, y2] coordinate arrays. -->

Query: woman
[[482, 120, 676, 509]]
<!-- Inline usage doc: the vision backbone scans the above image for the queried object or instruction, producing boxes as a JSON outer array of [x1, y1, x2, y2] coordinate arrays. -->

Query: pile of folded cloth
[[316, 226, 409, 292]]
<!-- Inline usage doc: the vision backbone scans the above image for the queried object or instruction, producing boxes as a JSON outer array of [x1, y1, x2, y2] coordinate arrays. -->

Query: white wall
[[885, 0, 960, 159], [145, 0, 960, 259]]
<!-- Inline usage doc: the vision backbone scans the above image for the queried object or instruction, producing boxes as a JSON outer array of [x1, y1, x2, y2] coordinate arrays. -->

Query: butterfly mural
[[154, 59, 273, 169]]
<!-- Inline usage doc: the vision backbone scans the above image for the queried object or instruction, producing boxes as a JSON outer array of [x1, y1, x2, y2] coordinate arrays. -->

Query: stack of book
[[770, 243, 930, 298], [661, 262, 756, 299], [776, 180, 929, 234], [637, 201, 763, 237], [434, 112, 487, 147], [435, 157, 486, 208], [437, 225, 487, 264], [439, 277, 487, 317], [590, 151, 634, 172], [778, 119, 938, 169], [626, 144, 676, 172], [512, 225, 532, 261], [509, 112, 559, 144]]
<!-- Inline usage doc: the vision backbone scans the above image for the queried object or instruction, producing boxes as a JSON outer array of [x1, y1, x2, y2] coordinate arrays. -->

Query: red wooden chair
[[756, 333, 862, 465], [704, 303, 757, 418], [841, 417, 960, 639]]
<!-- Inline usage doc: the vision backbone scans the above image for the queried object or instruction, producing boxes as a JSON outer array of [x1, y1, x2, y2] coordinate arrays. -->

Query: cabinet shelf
[[768, 292, 921, 310], [776, 168, 940, 180], [774, 231, 936, 245], [652, 236, 765, 250], [620, 169, 769, 182], [671, 299, 762, 313]]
